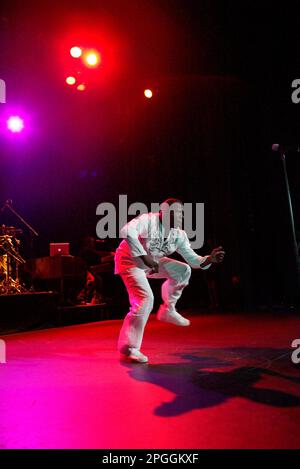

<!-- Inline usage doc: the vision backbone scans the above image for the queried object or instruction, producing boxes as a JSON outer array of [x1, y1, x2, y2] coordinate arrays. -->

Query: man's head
[[159, 197, 184, 230]]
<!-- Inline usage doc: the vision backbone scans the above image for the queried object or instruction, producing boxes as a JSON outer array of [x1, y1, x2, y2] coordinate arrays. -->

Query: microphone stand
[[278, 151, 300, 304]]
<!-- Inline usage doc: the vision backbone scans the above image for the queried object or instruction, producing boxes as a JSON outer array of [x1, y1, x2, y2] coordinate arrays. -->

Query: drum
[[0, 254, 8, 279]]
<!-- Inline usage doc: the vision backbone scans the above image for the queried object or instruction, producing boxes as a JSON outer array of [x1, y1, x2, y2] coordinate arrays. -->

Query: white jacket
[[114, 212, 211, 274]]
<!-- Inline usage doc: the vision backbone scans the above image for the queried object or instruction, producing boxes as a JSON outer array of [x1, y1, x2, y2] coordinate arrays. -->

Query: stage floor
[[1, 311, 300, 449]]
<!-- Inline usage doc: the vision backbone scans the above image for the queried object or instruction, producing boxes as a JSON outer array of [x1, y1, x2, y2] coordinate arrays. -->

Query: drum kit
[[0, 200, 39, 294], [0, 225, 27, 294]]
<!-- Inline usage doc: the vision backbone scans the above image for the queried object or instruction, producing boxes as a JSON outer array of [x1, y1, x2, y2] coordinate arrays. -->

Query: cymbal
[[0, 225, 23, 235]]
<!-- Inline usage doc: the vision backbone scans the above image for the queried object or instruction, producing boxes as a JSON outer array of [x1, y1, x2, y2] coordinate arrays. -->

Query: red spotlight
[[144, 89, 153, 99], [66, 76, 76, 85], [83, 50, 101, 68], [70, 46, 82, 58], [77, 84, 86, 91]]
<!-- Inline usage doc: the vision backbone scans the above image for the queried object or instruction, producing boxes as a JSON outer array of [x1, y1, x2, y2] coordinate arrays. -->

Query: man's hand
[[209, 246, 225, 264], [140, 254, 159, 273]]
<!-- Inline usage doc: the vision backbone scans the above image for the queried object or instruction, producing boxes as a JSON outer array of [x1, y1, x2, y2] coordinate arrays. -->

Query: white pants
[[118, 257, 192, 354]]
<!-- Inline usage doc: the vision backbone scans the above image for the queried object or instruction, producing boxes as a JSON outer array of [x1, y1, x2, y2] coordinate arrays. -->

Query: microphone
[[272, 143, 300, 153], [272, 143, 282, 152]]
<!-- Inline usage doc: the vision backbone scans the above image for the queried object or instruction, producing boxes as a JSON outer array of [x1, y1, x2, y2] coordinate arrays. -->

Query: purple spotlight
[[7, 116, 24, 133]]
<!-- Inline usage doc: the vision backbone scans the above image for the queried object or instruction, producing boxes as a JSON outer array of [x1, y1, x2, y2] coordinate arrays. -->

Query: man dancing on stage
[[115, 198, 225, 363]]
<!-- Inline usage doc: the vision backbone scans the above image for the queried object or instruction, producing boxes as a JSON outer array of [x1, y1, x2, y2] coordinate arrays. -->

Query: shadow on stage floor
[[1, 313, 300, 448]]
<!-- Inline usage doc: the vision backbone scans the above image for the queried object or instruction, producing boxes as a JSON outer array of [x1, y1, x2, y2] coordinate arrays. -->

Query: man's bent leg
[[118, 268, 154, 358], [148, 258, 191, 326], [160, 259, 191, 310]]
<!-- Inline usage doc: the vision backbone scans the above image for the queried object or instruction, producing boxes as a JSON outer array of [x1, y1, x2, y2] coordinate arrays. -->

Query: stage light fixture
[[77, 84, 86, 91], [7, 116, 24, 133], [83, 50, 101, 68], [70, 46, 82, 58]]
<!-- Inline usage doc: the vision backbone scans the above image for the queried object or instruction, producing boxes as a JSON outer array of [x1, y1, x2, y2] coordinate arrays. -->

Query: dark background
[[1, 0, 300, 309]]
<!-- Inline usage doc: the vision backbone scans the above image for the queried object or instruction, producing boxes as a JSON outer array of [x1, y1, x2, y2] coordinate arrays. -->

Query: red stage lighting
[[144, 89, 153, 99], [70, 46, 82, 58], [77, 84, 86, 91], [66, 76, 76, 85], [83, 50, 101, 68], [7, 116, 24, 133]]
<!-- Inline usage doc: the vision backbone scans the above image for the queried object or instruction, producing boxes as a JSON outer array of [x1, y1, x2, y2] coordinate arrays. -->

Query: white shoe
[[157, 305, 190, 326], [124, 348, 148, 363]]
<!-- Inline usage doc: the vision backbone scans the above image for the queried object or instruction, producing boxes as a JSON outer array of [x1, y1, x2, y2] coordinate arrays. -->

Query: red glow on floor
[[1, 313, 300, 449]]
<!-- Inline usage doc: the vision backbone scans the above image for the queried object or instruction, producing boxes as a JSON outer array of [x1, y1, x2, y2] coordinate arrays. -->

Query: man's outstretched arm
[[177, 232, 225, 268]]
